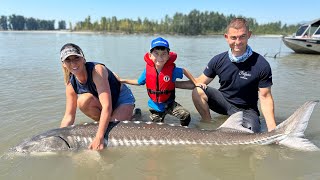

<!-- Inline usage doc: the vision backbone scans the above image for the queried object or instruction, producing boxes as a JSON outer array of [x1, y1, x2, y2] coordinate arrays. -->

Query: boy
[[120, 37, 201, 126]]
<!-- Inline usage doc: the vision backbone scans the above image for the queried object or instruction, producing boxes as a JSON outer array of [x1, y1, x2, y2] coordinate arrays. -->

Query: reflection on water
[[2, 145, 320, 180], [0, 32, 320, 179]]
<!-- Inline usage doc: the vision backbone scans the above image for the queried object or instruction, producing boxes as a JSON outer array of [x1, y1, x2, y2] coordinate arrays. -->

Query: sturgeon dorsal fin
[[217, 111, 254, 133]]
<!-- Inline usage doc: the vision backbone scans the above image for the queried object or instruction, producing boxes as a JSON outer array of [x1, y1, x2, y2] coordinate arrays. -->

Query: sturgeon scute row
[[10, 101, 319, 153]]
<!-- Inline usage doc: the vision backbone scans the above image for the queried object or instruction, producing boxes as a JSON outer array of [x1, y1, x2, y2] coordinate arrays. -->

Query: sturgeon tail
[[276, 100, 319, 151]]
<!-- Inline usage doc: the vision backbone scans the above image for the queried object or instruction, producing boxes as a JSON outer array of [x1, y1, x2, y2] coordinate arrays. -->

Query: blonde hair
[[226, 18, 249, 33], [62, 65, 71, 85]]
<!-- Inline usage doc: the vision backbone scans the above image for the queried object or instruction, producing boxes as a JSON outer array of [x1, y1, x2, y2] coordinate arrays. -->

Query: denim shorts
[[114, 84, 135, 108]]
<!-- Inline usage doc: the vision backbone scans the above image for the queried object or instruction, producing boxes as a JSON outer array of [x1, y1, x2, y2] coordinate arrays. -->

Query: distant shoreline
[[0, 30, 284, 38]]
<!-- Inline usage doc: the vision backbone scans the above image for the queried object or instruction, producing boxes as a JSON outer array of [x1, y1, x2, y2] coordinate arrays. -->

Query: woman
[[60, 43, 135, 150]]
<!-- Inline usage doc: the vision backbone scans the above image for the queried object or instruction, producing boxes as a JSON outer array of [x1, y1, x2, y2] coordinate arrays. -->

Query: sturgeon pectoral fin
[[217, 111, 254, 133]]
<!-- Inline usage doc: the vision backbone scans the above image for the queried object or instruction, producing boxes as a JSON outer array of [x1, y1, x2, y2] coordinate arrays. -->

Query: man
[[176, 18, 276, 132]]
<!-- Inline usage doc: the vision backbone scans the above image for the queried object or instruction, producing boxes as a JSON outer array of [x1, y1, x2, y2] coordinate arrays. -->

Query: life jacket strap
[[147, 89, 174, 94]]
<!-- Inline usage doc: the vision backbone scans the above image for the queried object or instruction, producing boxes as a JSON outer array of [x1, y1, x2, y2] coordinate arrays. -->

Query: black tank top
[[70, 62, 120, 109]]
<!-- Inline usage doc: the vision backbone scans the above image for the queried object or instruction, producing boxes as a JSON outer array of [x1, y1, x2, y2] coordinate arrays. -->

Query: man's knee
[[242, 121, 260, 133], [242, 113, 261, 133], [192, 87, 207, 102]]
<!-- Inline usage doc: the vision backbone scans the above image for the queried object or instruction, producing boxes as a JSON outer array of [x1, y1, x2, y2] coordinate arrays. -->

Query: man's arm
[[182, 68, 197, 86], [259, 87, 276, 132], [176, 73, 213, 89]]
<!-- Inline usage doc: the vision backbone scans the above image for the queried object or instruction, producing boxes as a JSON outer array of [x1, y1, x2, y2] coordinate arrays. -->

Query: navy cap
[[150, 37, 170, 51]]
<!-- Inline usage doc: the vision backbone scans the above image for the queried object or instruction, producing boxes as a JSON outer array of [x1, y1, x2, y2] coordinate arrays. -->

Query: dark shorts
[[203, 87, 261, 133]]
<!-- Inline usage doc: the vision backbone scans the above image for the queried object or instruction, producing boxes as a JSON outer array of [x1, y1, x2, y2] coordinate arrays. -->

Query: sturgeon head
[[11, 123, 99, 153], [12, 134, 70, 153]]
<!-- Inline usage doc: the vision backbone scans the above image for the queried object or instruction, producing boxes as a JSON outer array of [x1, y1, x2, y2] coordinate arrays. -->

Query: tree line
[[0, 14, 65, 30], [0, 9, 300, 35]]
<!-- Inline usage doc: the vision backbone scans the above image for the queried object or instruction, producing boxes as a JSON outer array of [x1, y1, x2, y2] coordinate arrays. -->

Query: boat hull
[[282, 37, 320, 54]]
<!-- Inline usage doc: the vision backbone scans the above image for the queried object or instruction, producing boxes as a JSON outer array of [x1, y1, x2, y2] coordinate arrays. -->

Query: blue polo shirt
[[137, 67, 183, 112]]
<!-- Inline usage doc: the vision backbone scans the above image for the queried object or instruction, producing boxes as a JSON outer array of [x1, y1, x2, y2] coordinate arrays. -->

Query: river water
[[0, 31, 320, 180]]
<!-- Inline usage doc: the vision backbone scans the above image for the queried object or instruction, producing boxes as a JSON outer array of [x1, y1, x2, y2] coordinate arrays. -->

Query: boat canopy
[[295, 18, 320, 38]]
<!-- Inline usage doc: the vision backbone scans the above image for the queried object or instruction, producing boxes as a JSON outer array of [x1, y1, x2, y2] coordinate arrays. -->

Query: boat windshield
[[296, 25, 308, 36], [313, 27, 320, 38]]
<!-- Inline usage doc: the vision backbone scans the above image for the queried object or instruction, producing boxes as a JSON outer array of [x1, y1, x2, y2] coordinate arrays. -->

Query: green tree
[[37, 20, 55, 30], [92, 21, 100, 31], [25, 17, 38, 30], [58, 20, 66, 30], [100, 17, 107, 31], [186, 9, 201, 35], [1, 9, 298, 35], [142, 18, 155, 33], [0, 16, 8, 30], [172, 13, 186, 34], [69, 22, 73, 31], [84, 16, 92, 30], [110, 16, 118, 32], [8, 14, 25, 30]]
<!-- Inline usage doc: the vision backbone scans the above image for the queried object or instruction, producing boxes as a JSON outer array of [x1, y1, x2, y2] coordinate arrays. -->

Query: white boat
[[282, 18, 320, 54]]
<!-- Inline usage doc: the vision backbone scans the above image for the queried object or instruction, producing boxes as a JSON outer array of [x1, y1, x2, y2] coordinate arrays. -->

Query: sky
[[0, 0, 319, 26]]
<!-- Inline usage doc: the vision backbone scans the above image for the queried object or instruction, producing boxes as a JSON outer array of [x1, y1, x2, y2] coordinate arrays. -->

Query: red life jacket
[[144, 52, 177, 103]]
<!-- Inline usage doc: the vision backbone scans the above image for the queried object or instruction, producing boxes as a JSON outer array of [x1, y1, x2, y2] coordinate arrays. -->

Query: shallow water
[[0, 32, 320, 180]]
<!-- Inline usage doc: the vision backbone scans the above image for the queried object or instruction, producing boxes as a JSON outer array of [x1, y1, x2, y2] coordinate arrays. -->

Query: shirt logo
[[163, 75, 170, 82], [239, 70, 251, 80]]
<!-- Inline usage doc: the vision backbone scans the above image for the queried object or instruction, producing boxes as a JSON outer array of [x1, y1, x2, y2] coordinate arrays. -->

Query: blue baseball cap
[[150, 37, 170, 51]]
